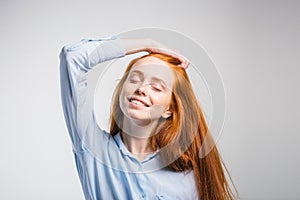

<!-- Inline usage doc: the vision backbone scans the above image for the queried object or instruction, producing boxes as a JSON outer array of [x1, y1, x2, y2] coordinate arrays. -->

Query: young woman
[[60, 35, 237, 199]]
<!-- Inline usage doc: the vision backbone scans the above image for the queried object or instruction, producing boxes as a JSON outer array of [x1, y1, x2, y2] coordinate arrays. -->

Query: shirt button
[[141, 193, 146, 199], [138, 166, 143, 171]]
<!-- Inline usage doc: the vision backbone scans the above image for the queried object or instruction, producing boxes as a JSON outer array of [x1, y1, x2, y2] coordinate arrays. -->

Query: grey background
[[0, 0, 299, 199]]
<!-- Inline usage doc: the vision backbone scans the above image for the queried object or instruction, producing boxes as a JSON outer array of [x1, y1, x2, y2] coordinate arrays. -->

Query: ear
[[162, 107, 172, 119]]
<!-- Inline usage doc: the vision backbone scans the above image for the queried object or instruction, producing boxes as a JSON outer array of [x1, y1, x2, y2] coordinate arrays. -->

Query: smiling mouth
[[128, 97, 150, 107]]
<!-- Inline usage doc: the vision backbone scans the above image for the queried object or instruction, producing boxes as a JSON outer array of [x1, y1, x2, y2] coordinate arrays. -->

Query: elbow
[[59, 45, 89, 73], [59, 46, 68, 63], [59, 46, 75, 73], [59, 46, 76, 68]]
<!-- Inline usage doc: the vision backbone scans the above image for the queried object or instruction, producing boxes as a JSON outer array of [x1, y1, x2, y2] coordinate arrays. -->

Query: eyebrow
[[130, 70, 144, 76], [151, 77, 167, 87]]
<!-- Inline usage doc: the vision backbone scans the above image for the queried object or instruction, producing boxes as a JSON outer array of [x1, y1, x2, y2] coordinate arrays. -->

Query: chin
[[123, 111, 151, 126], [127, 111, 149, 121]]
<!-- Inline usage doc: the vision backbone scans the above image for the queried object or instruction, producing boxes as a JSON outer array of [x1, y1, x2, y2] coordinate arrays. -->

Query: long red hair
[[110, 53, 237, 199]]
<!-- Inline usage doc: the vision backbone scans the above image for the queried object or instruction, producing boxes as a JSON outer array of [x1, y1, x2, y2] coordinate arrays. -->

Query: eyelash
[[150, 83, 163, 92], [129, 76, 141, 83], [129, 76, 165, 92]]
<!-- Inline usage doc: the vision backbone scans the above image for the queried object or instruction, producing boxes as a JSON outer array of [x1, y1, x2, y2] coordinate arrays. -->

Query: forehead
[[130, 56, 174, 86], [133, 56, 169, 67]]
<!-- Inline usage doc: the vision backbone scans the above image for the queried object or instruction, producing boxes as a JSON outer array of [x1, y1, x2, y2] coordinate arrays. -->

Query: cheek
[[122, 82, 137, 95], [153, 92, 172, 108]]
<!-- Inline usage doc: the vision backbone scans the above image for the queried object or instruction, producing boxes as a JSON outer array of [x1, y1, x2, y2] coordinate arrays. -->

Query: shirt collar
[[114, 132, 159, 163]]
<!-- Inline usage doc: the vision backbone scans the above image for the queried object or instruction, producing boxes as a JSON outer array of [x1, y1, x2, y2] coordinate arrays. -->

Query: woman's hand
[[121, 38, 189, 69]]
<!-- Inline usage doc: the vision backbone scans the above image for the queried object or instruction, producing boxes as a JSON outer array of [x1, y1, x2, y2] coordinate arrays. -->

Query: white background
[[1, 0, 299, 199]]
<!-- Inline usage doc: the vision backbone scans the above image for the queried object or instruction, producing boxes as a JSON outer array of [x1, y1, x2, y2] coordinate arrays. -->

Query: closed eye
[[129, 74, 142, 83], [151, 83, 164, 92]]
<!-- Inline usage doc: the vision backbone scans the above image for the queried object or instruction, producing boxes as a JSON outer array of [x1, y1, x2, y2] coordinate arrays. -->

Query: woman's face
[[119, 56, 174, 126]]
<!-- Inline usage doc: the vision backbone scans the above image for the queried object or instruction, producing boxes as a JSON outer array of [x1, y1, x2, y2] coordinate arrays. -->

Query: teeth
[[131, 99, 146, 106]]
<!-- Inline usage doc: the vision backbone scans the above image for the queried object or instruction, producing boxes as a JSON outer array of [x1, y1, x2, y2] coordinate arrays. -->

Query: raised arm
[[59, 36, 188, 152], [59, 36, 126, 151]]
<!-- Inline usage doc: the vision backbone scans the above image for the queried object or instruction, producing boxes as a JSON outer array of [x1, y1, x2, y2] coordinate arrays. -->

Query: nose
[[135, 84, 148, 96]]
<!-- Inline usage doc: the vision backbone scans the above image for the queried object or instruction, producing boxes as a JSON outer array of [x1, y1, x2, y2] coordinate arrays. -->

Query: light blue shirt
[[59, 36, 198, 200]]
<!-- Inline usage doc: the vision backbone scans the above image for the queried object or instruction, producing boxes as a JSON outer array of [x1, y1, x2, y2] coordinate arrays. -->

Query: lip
[[127, 96, 151, 107]]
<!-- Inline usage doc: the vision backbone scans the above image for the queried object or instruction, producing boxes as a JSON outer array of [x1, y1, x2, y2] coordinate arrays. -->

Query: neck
[[121, 117, 158, 161], [121, 132, 153, 161]]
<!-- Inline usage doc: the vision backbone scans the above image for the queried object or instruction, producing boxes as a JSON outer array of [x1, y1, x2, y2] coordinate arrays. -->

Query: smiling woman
[[120, 58, 174, 124], [60, 35, 237, 199]]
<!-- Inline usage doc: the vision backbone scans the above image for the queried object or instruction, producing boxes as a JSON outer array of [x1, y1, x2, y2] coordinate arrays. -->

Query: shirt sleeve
[[59, 36, 126, 152]]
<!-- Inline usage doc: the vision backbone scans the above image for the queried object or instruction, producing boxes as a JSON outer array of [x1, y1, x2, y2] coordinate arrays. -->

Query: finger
[[148, 48, 190, 69]]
